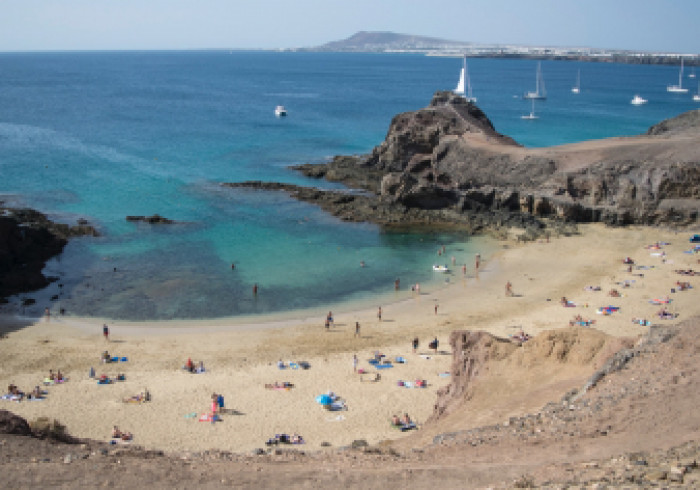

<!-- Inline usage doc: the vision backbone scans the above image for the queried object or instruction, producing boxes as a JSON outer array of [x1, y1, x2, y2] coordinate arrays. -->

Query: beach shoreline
[[2, 224, 699, 455]]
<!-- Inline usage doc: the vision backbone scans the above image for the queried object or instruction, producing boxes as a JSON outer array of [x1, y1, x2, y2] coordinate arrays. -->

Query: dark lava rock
[[0, 410, 32, 436], [126, 214, 176, 224], [0, 207, 98, 300]]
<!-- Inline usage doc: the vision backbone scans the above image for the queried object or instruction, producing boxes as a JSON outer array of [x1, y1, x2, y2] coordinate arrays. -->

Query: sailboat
[[693, 82, 700, 102], [521, 98, 538, 120], [454, 55, 477, 102], [667, 58, 689, 93], [689, 67, 696, 79], [524, 62, 546, 100], [571, 69, 580, 94]]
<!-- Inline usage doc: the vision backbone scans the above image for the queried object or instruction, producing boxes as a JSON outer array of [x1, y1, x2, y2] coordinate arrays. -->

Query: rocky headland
[[0, 206, 98, 301], [232, 91, 700, 240]]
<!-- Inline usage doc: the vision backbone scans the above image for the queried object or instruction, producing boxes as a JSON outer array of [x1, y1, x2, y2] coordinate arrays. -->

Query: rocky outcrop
[[126, 214, 176, 224], [374, 91, 700, 226], [0, 206, 98, 300], [294, 92, 700, 229]]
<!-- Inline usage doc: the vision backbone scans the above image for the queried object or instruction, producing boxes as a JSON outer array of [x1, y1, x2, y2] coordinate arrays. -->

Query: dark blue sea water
[[1, 51, 697, 320]]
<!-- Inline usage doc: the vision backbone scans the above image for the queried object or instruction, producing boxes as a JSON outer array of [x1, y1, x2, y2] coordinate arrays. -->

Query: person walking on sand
[[506, 281, 513, 297], [103, 324, 109, 341], [462, 264, 467, 276], [412, 337, 419, 353], [355, 322, 360, 337], [475, 253, 481, 270], [353, 354, 358, 373], [434, 304, 439, 315], [377, 306, 382, 321]]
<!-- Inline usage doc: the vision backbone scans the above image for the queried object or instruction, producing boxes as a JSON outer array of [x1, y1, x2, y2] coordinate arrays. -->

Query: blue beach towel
[[375, 363, 393, 370]]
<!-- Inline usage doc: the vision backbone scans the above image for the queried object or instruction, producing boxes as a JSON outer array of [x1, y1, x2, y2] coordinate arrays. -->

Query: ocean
[[0, 51, 697, 321]]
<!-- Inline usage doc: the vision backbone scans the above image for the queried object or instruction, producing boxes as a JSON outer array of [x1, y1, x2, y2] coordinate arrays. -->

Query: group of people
[[111, 426, 133, 441], [184, 358, 206, 373], [391, 413, 416, 430], [46, 369, 65, 383]]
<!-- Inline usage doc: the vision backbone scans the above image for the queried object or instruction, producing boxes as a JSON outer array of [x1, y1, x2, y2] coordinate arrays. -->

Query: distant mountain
[[310, 31, 470, 52]]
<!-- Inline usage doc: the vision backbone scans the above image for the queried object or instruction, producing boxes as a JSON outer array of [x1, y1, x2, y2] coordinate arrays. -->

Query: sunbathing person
[[608, 289, 621, 297], [391, 415, 401, 426], [112, 426, 133, 441], [102, 351, 111, 363], [28, 386, 45, 400], [656, 307, 675, 319], [196, 361, 206, 373]]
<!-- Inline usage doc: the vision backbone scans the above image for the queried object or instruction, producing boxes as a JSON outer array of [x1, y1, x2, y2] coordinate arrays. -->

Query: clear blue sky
[[1, 0, 698, 53]]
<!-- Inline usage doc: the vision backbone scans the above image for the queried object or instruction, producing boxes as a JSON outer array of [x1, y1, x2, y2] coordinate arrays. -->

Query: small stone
[[644, 470, 667, 481]]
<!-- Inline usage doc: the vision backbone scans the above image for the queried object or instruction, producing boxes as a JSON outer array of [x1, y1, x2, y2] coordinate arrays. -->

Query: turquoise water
[[1, 52, 698, 320]]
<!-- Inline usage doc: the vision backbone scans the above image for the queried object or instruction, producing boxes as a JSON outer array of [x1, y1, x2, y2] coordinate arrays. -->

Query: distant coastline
[[300, 30, 700, 67]]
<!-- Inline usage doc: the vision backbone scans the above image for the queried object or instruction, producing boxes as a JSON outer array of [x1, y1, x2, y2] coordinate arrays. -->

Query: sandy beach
[[2, 224, 699, 454]]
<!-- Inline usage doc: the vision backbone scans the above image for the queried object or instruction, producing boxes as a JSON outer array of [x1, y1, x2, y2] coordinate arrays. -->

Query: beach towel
[[199, 413, 220, 422], [289, 362, 299, 369], [374, 363, 393, 369], [438, 372, 450, 377]]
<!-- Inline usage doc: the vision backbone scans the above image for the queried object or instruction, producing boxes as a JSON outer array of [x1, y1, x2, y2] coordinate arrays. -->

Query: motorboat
[[630, 94, 647, 105], [274, 105, 287, 117], [432, 265, 450, 273]]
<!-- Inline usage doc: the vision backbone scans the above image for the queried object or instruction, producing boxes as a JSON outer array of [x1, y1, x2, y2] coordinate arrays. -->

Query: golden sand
[[1, 224, 698, 453]]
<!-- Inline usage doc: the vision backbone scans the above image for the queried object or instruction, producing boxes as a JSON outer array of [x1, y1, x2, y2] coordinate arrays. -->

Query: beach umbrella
[[315, 394, 332, 405]]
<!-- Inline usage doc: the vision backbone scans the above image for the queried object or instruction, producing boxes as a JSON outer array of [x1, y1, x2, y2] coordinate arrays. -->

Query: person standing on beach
[[103, 324, 109, 341], [412, 337, 419, 353], [353, 354, 358, 373], [434, 304, 439, 315], [462, 264, 467, 276], [355, 322, 360, 337], [394, 278, 400, 291], [506, 281, 513, 297], [475, 253, 481, 270], [377, 306, 382, 321]]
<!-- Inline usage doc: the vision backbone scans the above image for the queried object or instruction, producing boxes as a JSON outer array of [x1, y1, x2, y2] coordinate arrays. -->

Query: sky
[[1, 0, 698, 54]]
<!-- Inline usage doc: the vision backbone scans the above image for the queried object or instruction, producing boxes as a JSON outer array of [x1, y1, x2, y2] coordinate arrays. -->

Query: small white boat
[[693, 82, 700, 102], [630, 94, 647, 105], [432, 265, 450, 273], [523, 62, 547, 100], [667, 58, 689, 93], [521, 98, 538, 119], [571, 69, 580, 94], [274, 105, 287, 117]]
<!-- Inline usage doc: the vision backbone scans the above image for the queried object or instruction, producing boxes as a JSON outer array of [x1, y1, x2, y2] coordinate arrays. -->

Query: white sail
[[454, 67, 466, 95], [454, 56, 476, 102]]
